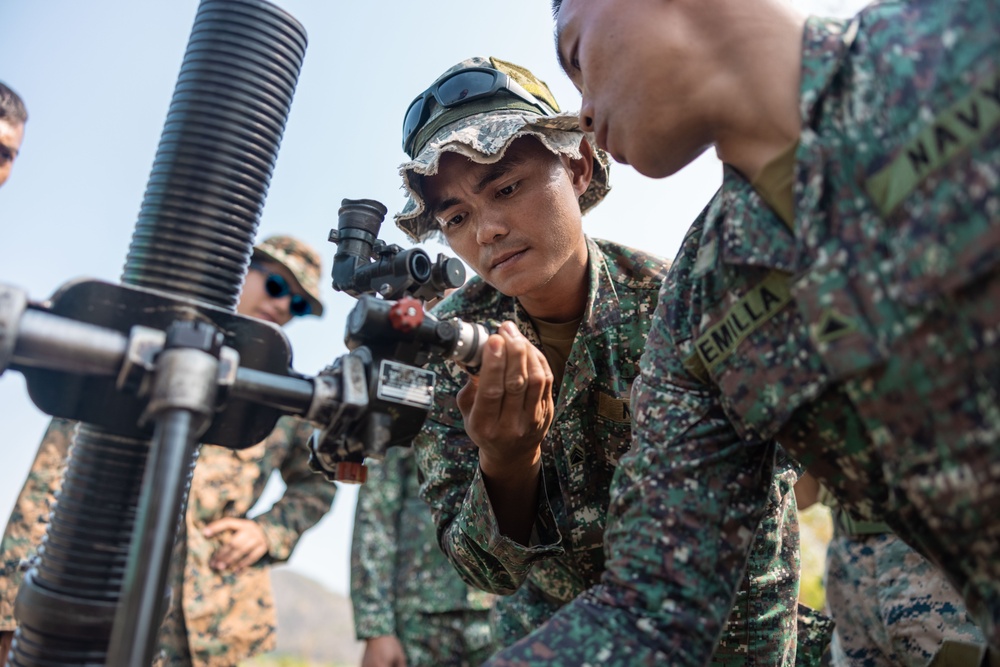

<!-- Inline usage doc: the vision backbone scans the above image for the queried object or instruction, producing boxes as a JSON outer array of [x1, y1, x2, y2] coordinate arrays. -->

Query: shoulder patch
[[866, 70, 1000, 216], [695, 271, 792, 371]]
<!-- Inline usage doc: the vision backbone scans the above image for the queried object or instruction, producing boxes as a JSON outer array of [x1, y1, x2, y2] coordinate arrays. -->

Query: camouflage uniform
[[485, 3, 1000, 664], [824, 514, 984, 666], [351, 446, 496, 667], [416, 237, 829, 664], [155, 416, 336, 667]]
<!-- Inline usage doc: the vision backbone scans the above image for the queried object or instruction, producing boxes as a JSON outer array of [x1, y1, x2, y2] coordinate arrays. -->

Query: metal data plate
[[376, 359, 435, 409]]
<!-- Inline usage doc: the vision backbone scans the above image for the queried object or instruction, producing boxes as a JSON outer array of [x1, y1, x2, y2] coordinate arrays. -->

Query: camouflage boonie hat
[[252, 234, 325, 316], [395, 56, 611, 243]]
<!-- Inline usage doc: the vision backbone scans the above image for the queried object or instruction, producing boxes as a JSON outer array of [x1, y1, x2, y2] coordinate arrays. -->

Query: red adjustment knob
[[335, 461, 368, 484], [388, 296, 424, 333]]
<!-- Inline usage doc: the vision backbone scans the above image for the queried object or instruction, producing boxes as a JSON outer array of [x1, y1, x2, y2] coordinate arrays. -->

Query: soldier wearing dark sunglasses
[[240, 234, 325, 325], [249, 268, 313, 318], [0, 82, 27, 190]]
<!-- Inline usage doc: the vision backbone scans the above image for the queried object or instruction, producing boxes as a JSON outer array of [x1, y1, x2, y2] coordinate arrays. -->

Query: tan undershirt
[[528, 315, 583, 392], [750, 141, 799, 228]]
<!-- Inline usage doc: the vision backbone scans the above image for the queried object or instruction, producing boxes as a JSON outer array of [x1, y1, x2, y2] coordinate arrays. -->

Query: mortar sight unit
[[307, 198, 490, 483]]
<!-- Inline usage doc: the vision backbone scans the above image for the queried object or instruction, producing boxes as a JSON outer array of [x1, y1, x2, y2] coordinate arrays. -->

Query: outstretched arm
[[484, 296, 778, 666]]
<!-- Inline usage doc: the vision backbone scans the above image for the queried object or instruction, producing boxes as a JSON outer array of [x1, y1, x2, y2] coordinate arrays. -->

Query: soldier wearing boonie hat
[[251, 234, 324, 317], [395, 56, 611, 243], [351, 56, 829, 667]]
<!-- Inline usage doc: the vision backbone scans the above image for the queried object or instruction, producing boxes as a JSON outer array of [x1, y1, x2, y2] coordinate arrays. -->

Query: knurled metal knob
[[388, 296, 424, 333]]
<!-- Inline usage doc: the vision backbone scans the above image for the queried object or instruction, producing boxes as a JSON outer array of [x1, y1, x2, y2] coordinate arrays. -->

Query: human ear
[[567, 137, 595, 197]]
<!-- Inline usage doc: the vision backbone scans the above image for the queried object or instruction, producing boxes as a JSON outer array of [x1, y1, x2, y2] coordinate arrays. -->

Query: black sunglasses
[[402, 67, 556, 158], [251, 266, 312, 317]]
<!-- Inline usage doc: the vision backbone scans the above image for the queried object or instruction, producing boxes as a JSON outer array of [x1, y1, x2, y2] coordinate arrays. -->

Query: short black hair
[[551, 0, 563, 18], [0, 82, 28, 124]]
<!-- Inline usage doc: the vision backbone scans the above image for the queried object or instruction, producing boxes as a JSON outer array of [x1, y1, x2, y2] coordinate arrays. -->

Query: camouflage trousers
[[825, 532, 985, 667], [398, 609, 495, 667]]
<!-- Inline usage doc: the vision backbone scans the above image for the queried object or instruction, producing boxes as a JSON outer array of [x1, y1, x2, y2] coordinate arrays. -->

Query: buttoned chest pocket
[[595, 388, 634, 465], [595, 417, 633, 469], [563, 394, 634, 497]]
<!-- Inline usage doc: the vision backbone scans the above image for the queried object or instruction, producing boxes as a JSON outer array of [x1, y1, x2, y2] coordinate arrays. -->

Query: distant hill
[[257, 568, 364, 667]]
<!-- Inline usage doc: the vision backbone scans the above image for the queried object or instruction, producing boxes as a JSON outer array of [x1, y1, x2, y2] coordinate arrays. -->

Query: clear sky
[[0, 0, 867, 597]]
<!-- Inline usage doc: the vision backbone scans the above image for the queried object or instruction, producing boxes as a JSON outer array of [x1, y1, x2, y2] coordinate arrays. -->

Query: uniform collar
[[795, 15, 860, 261], [580, 235, 623, 335], [508, 235, 622, 337], [800, 16, 858, 130], [699, 167, 799, 276]]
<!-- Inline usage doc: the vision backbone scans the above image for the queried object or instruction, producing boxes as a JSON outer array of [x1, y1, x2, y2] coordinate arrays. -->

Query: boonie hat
[[252, 234, 325, 316], [395, 56, 611, 243]]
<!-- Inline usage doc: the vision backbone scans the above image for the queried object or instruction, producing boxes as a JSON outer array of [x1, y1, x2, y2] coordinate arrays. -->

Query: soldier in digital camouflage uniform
[[398, 56, 831, 666], [797, 473, 985, 666], [351, 446, 496, 667], [483, 0, 1000, 664], [824, 519, 985, 666], [0, 235, 336, 667], [0, 82, 42, 666]]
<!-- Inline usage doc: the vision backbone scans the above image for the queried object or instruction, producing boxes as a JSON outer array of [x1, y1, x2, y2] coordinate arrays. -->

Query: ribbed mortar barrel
[[9, 1, 306, 664], [35, 428, 146, 599], [122, 0, 307, 309], [11, 426, 148, 663]]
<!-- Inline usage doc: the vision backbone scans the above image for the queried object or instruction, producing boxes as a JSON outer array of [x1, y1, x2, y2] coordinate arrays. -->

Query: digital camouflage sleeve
[[415, 239, 831, 664]]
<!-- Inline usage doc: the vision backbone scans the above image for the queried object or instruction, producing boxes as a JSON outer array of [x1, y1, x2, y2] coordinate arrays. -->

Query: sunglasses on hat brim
[[402, 67, 557, 158]]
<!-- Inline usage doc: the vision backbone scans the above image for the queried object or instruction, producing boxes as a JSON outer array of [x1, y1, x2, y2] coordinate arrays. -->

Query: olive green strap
[[834, 506, 890, 536], [927, 640, 992, 667]]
